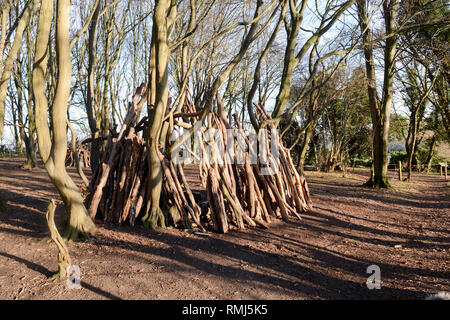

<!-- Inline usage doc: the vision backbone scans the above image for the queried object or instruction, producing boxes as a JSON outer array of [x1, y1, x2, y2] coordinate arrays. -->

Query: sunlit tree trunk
[[33, 0, 96, 240], [142, 0, 174, 229], [0, 1, 33, 142], [297, 123, 313, 175]]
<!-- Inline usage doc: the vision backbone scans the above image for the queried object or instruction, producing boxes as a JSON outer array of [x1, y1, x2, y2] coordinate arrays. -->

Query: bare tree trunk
[[10, 97, 23, 152], [14, 56, 37, 168], [271, 0, 304, 119], [24, 25, 38, 168], [247, 1, 286, 130], [357, 0, 398, 188], [86, 1, 101, 172], [33, 0, 96, 240], [426, 135, 436, 173], [0, 1, 33, 142], [297, 123, 313, 175], [406, 110, 418, 181], [142, 0, 174, 229]]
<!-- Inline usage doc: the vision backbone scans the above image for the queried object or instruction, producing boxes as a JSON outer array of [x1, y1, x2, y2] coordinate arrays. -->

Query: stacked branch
[[194, 94, 312, 232], [66, 144, 91, 169], [87, 86, 312, 233]]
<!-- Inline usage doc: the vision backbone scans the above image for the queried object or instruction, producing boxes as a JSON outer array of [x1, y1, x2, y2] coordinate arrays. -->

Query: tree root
[[63, 212, 96, 242], [363, 176, 391, 189], [142, 201, 166, 230]]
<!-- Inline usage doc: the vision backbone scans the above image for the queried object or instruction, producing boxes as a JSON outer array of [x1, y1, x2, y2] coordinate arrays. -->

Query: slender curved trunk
[[406, 110, 418, 181], [33, 0, 96, 240], [0, 2, 33, 142], [14, 57, 37, 168], [86, 2, 101, 172], [271, 3, 303, 119], [247, 1, 286, 131]]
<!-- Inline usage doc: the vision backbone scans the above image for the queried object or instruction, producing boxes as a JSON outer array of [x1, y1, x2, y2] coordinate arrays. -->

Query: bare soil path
[[0, 158, 448, 300]]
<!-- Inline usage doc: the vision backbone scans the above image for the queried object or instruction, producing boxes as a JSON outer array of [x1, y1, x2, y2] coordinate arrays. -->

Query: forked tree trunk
[[32, 0, 96, 240], [357, 0, 398, 188]]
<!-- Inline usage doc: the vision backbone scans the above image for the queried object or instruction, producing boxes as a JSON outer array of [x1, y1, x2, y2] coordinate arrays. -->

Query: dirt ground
[[0, 157, 448, 300]]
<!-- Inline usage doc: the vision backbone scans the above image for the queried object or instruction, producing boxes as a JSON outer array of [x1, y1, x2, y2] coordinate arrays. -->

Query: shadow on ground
[[0, 158, 448, 299]]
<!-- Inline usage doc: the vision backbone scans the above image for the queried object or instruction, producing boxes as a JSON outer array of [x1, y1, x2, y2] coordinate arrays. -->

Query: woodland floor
[[0, 157, 448, 300]]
